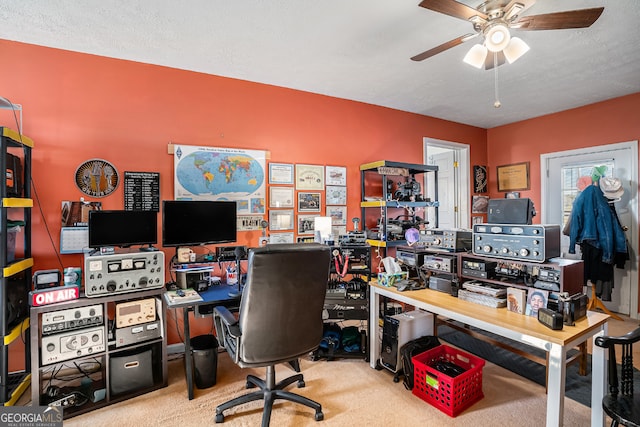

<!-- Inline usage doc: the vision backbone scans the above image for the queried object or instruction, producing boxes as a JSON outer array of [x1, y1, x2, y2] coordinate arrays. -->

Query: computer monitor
[[162, 200, 237, 247], [88, 210, 158, 249]]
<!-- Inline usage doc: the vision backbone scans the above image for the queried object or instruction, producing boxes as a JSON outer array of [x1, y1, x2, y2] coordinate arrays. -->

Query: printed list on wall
[[124, 171, 160, 211]]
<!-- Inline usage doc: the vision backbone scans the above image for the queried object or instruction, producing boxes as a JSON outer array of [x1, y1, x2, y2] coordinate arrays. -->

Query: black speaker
[[5, 273, 28, 331], [487, 198, 535, 225], [110, 348, 154, 396]]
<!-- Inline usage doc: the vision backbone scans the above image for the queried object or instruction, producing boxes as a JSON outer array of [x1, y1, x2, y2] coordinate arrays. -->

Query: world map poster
[[173, 144, 267, 215]]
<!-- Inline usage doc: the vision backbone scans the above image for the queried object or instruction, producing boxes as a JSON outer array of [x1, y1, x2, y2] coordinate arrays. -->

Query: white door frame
[[540, 140, 638, 320], [423, 138, 470, 229]]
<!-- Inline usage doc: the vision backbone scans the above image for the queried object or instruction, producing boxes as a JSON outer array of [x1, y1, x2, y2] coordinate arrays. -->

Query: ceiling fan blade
[[411, 33, 478, 62], [418, 0, 488, 21], [515, 7, 604, 30], [484, 51, 506, 70]]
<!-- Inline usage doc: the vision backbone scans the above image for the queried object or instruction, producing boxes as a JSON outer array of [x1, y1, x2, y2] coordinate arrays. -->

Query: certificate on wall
[[326, 186, 347, 205], [269, 163, 294, 185], [325, 166, 347, 186], [497, 162, 530, 192], [295, 164, 324, 190], [327, 206, 347, 225], [269, 232, 294, 244], [269, 209, 294, 231], [269, 186, 294, 208]]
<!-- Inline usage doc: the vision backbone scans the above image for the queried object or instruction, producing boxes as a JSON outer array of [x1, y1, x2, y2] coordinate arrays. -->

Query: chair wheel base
[[215, 413, 224, 423], [315, 411, 324, 421], [297, 379, 305, 388]]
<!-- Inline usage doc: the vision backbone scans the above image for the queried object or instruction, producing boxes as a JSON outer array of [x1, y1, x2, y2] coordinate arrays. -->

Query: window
[[560, 161, 614, 230]]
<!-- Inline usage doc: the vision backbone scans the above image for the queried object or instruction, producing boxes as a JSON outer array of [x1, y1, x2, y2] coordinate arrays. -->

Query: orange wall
[[0, 40, 486, 362], [487, 92, 640, 311]]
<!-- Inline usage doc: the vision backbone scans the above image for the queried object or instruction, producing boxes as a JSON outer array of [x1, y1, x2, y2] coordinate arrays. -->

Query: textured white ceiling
[[0, 0, 638, 128]]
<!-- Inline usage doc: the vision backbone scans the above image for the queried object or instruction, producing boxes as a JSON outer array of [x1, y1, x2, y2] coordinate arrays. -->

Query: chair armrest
[[214, 306, 238, 328], [595, 326, 640, 348]]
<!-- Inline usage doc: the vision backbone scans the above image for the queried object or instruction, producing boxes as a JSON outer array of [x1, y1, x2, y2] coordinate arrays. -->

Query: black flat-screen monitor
[[88, 210, 158, 249], [162, 200, 237, 247]]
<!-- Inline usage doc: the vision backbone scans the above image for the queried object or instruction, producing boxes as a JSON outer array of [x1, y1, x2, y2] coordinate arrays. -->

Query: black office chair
[[213, 243, 331, 427], [594, 326, 640, 427]]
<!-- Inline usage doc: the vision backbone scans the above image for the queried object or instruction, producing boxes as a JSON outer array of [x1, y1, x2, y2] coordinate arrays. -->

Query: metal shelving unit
[[0, 127, 33, 406], [360, 160, 439, 254]]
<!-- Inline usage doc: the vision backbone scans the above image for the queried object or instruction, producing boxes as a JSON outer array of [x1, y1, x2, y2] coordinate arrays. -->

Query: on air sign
[[29, 286, 80, 306]]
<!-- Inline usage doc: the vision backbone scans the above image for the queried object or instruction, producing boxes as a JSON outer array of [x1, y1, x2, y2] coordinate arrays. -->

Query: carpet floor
[[60, 348, 596, 427]]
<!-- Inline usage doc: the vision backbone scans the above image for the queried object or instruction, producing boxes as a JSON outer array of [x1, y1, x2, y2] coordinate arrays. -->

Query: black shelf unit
[[360, 160, 439, 253], [0, 127, 33, 406], [313, 244, 371, 361], [30, 288, 167, 418]]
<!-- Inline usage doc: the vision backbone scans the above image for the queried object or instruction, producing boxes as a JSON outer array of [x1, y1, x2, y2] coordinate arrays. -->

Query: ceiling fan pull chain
[[493, 52, 501, 108]]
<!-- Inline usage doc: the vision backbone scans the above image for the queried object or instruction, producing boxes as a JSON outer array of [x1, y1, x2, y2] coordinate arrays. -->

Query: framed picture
[[295, 164, 324, 190], [269, 163, 294, 185], [473, 165, 488, 193], [269, 232, 294, 244], [268, 209, 294, 231], [525, 289, 549, 317], [472, 215, 484, 225], [326, 185, 347, 205], [471, 195, 489, 213], [269, 186, 294, 208], [327, 206, 347, 225], [325, 166, 347, 186], [297, 214, 320, 235], [497, 162, 530, 192], [505, 191, 521, 199], [298, 192, 321, 212]]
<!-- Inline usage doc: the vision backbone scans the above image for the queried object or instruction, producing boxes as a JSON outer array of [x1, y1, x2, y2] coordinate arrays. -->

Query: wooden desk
[[164, 283, 240, 400], [368, 282, 609, 427]]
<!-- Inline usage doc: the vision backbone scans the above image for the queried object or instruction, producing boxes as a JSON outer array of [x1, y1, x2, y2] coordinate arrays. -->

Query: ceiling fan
[[411, 0, 604, 69]]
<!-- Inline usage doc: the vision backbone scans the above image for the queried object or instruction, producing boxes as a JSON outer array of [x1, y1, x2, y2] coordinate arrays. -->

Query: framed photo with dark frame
[[497, 162, 530, 192]]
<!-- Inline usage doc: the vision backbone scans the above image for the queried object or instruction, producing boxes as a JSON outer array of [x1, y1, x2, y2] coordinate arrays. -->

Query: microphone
[[234, 246, 245, 260]]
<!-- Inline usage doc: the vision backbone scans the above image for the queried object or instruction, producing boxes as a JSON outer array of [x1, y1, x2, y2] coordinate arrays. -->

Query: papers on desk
[[165, 288, 203, 305]]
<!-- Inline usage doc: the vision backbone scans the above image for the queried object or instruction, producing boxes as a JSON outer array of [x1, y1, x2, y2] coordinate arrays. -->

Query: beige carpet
[[61, 350, 594, 427]]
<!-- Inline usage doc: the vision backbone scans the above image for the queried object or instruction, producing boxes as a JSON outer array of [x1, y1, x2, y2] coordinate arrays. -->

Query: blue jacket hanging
[[568, 184, 627, 264]]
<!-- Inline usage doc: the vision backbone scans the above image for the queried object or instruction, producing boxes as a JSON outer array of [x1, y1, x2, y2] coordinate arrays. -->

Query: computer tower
[[380, 310, 434, 373]]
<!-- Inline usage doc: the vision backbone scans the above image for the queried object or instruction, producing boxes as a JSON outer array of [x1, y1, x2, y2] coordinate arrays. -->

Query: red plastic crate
[[412, 344, 485, 417]]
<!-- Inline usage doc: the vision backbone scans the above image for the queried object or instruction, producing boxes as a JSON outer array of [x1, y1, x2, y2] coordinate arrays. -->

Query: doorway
[[541, 141, 638, 318], [423, 138, 470, 229]]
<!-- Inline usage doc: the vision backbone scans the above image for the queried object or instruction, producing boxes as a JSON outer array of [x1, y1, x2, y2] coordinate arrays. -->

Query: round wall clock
[[75, 159, 119, 197]]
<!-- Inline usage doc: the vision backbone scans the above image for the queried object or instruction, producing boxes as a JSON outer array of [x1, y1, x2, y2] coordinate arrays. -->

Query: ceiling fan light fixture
[[463, 44, 488, 69], [503, 37, 530, 63], [485, 24, 511, 52]]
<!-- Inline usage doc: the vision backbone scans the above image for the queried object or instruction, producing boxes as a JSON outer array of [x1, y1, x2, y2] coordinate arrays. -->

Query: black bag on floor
[[400, 335, 441, 390]]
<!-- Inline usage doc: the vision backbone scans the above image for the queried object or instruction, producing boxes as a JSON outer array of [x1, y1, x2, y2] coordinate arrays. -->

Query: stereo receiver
[[422, 253, 457, 273], [84, 251, 164, 297], [461, 258, 497, 279], [418, 228, 472, 252], [42, 304, 104, 336], [41, 326, 105, 365], [396, 246, 431, 268], [115, 298, 156, 328], [115, 321, 161, 348], [472, 224, 560, 263]]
